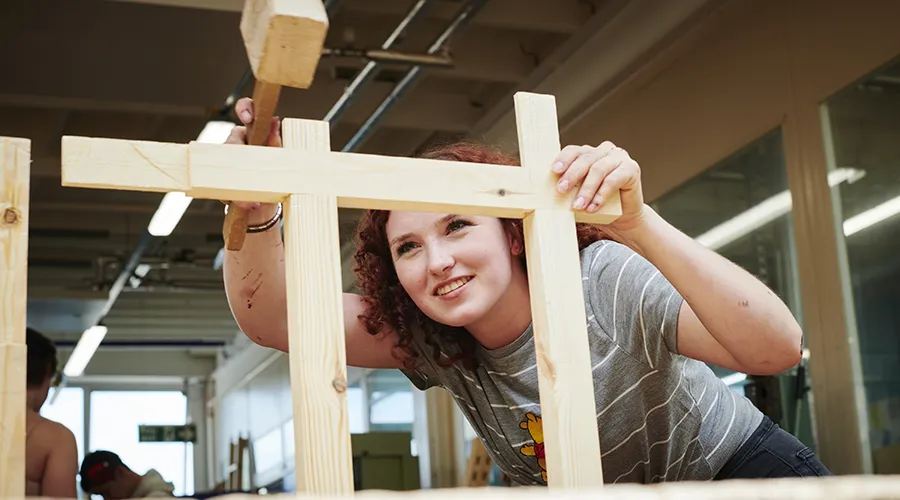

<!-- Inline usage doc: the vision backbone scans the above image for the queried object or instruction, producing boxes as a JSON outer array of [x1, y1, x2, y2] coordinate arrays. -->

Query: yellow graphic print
[[518, 413, 547, 483]]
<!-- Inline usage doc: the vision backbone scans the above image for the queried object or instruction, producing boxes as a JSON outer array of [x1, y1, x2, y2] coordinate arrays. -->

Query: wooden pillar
[[514, 94, 605, 488], [281, 119, 355, 493], [0, 137, 31, 498]]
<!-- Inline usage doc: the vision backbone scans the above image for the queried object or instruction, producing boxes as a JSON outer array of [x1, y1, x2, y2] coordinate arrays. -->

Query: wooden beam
[[0, 137, 30, 498], [281, 118, 354, 493], [60, 137, 622, 224], [240, 0, 328, 89], [24, 474, 900, 499], [515, 94, 604, 488]]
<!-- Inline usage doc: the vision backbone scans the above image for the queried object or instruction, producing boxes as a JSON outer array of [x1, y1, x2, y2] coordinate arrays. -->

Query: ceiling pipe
[[341, 0, 488, 152], [213, 0, 436, 269], [324, 0, 434, 125], [321, 47, 452, 68]]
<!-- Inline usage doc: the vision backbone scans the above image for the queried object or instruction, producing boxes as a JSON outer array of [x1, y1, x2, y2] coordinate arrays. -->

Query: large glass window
[[822, 57, 900, 474], [89, 391, 194, 496], [367, 370, 415, 433], [650, 128, 814, 446]]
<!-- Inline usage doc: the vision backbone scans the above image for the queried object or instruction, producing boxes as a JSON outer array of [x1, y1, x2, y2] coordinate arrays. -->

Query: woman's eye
[[447, 219, 472, 233], [396, 242, 416, 255]]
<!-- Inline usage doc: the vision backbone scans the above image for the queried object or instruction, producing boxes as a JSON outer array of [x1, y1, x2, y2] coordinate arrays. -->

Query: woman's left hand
[[552, 141, 646, 232]]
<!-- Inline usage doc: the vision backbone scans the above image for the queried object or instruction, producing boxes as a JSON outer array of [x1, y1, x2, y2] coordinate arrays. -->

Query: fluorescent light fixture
[[720, 372, 748, 386], [62, 325, 109, 377], [843, 194, 900, 236], [148, 192, 193, 237], [695, 168, 866, 250], [145, 120, 235, 237], [196, 120, 236, 144]]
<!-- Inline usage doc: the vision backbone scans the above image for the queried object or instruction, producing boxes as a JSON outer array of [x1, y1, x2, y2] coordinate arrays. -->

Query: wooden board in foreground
[[0, 136, 30, 499], [19, 475, 900, 500], [281, 118, 354, 494]]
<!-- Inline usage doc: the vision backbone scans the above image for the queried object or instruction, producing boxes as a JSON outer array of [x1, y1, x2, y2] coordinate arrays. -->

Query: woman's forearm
[[610, 206, 802, 372], [222, 205, 289, 351]]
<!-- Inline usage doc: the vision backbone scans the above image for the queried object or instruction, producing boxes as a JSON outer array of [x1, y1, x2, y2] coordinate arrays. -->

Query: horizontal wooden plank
[[60, 137, 622, 224], [21, 474, 900, 499], [61, 136, 189, 194]]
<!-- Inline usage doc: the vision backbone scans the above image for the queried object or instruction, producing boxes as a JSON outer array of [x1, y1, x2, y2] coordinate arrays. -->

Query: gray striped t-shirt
[[402, 240, 763, 485]]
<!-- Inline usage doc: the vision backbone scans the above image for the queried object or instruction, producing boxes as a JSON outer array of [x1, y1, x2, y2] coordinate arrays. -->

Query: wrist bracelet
[[225, 203, 283, 233]]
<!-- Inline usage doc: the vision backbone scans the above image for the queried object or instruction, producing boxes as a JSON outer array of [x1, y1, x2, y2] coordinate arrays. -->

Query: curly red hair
[[353, 141, 607, 372]]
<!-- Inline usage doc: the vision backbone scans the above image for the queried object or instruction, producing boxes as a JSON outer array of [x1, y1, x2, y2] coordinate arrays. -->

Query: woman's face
[[386, 212, 522, 329]]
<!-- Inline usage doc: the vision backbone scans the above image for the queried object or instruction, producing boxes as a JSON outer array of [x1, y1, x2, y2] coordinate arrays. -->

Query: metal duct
[[342, 0, 489, 152], [324, 0, 433, 124]]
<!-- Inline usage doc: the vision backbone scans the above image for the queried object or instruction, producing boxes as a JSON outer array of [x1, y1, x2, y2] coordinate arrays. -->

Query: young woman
[[222, 98, 830, 484], [25, 328, 78, 497]]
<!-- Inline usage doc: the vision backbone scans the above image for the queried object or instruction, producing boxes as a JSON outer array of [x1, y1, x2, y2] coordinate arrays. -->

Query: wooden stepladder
[[0, 137, 30, 497], [60, 90, 620, 493]]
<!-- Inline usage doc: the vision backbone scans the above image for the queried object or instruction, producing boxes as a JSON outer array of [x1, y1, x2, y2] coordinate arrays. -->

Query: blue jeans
[[715, 416, 833, 479]]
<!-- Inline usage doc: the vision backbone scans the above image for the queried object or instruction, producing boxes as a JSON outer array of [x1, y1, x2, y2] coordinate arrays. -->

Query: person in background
[[25, 328, 78, 497], [79, 450, 176, 499]]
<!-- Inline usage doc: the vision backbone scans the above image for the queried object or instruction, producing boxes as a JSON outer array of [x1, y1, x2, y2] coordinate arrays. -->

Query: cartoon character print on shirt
[[518, 413, 547, 483]]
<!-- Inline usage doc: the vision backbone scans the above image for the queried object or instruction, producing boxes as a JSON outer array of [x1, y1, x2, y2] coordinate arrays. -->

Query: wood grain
[[59, 135, 621, 224], [24, 474, 900, 499], [281, 118, 354, 494], [0, 136, 30, 498], [239, 0, 328, 89], [514, 93, 604, 488]]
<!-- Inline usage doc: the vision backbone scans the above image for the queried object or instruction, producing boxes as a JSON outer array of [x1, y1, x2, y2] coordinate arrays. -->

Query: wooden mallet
[[223, 0, 330, 251]]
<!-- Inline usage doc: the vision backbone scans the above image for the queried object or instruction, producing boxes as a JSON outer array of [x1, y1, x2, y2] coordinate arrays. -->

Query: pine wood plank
[[514, 93, 605, 488], [0, 136, 30, 498], [281, 118, 354, 494], [60, 136, 622, 224]]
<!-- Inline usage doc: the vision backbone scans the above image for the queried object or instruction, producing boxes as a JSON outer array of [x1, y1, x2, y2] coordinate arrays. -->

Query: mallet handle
[[223, 81, 283, 251]]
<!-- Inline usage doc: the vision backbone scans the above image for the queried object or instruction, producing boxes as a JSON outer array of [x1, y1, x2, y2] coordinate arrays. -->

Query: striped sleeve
[[583, 240, 683, 367], [400, 326, 442, 390]]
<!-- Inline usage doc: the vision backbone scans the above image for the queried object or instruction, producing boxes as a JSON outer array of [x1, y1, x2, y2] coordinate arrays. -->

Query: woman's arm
[[552, 142, 802, 375], [221, 98, 402, 369], [610, 206, 803, 375]]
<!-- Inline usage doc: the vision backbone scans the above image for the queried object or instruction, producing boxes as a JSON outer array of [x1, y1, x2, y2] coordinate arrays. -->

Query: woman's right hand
[[223, 97, 283, 223]]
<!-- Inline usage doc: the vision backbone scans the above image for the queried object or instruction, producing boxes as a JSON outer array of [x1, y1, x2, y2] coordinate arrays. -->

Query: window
[[367, 370, 414, 432], [822, 57, 900, 473], [89, 391, 194, 496]]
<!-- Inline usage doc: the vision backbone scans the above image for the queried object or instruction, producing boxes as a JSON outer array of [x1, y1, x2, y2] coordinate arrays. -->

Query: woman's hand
[[552, 141, 646, 234], [222, 97, 282, 223]]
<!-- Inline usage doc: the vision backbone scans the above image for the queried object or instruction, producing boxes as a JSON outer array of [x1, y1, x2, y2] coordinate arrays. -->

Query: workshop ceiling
[[0, 0, 607, 345]]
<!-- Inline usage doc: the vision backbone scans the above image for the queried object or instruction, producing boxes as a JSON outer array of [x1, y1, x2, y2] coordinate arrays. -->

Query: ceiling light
[[843, 194, 900, 236], [695, 168, 866, 250], [148, 192, 193, 237], [196, 120, 236, 144], [62, 325, 109, 378], [145, 120, 235, 238]]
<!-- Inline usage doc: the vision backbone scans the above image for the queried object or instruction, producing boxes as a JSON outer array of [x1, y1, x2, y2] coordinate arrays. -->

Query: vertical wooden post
[[0, 137, 30, 498], [281, 119, 354, 494], [514, 94, 604, 488]]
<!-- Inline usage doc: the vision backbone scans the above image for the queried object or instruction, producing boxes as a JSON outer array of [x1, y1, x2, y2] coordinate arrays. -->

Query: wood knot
[[3, 208, 20, 225], [332, 378, 347, 393]]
